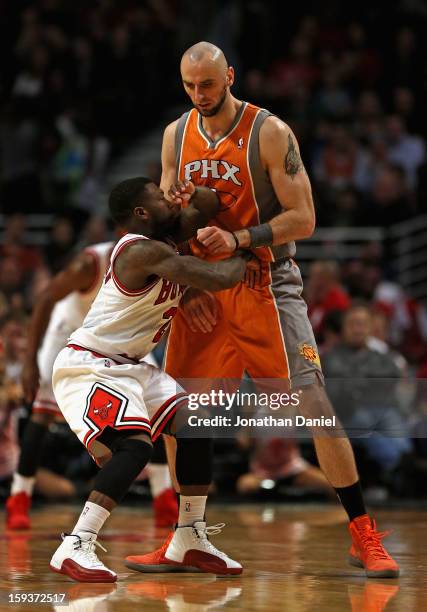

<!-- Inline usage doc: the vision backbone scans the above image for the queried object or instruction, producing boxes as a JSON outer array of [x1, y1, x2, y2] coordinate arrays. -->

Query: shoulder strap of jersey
[[174, 110, 192, 175]]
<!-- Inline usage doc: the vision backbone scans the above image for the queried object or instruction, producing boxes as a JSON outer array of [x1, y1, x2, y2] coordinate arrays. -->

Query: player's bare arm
[[197, 117, 315, 254], [22, 252, 97, 402], [160, 120, 179, 196], [114, 240, 249, 292]]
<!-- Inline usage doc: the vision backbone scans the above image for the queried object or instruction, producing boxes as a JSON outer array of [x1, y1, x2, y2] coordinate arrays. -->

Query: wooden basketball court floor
[[0, 503, 425, 611]]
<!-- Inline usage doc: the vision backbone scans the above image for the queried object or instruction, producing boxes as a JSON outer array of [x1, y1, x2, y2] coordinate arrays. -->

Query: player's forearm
[[26, 294, 56, 360], [173, 254, 247, 291], [190, 186, 220, 217], [234, 208, 315, 248], [209, 253, 249, 290], [174, 187, 220, 243]]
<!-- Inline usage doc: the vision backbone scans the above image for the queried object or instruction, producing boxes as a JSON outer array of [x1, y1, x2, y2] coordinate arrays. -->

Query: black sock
[[334, 481, 367, 521], [17, 420, 49, 477]]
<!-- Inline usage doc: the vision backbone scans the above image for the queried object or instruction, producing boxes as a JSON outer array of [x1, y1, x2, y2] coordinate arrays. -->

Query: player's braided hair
[[109, 177, 152, 224]]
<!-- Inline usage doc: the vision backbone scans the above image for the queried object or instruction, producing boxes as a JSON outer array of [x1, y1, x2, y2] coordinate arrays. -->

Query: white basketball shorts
[[52, 344, 188, 450], [33, 329, 70, 415]]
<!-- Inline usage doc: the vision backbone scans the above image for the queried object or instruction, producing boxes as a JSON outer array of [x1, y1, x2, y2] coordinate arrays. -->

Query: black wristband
[[248, 223, 273, 248], [231, 231, 240, 251]]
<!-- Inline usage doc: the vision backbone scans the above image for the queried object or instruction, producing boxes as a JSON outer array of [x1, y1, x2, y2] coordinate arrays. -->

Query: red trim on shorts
[[32, 406, 59, 415], [83, 423, 152, 450], [79, 249, 101, 295], [150, 392, 187, 424], [33, 398, 59, 413], [119, 416, 151, 425], [111, 237, 160, 296], [115, 424, 152, 433], [66, 343, 139, 365], [34, 398, 57, 406], [150, 394, 188, 442]]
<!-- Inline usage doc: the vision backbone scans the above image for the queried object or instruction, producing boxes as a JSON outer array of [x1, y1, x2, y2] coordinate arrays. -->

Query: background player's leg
[[6, 411, 56, 529], [50, 432, 152, 582]]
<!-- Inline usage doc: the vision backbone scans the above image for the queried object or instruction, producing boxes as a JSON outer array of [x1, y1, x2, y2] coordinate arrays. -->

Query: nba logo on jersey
[[185, 502, 191, 512], [238, 137, 244, 149]]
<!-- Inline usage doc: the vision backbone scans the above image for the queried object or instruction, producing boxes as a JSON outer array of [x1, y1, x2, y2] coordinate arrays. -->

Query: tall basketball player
[[128, 42, 399, 579]]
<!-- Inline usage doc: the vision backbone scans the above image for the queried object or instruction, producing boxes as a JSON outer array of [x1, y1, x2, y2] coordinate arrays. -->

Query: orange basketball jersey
[[174, 102, 296, 263]]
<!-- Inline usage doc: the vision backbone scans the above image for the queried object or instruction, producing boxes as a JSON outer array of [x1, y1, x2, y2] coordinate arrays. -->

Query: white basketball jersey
[[46, 242, 114, 337], [70, 234, 185, 362]]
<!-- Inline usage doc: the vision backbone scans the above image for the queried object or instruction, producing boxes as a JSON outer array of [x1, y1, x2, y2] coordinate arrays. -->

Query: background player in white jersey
[[6, 240, 178, 530], [49, 177, 251, 582]]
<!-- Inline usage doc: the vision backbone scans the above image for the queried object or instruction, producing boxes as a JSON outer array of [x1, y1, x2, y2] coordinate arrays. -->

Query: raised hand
[[168, 179, 196, 205]]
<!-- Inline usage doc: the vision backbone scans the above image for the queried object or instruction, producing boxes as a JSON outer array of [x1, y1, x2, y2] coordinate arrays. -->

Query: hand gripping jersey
[[70, 234, 185, 363], [175, 101, 296, 264]]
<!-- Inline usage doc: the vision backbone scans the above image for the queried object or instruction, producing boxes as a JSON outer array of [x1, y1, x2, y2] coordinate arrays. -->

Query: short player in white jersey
[[6, 237, 178, 531], [49, 177, 250, 582]]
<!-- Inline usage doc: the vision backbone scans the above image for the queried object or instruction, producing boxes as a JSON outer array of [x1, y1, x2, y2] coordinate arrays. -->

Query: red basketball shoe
[[6, 492, 31, 530], [153, 488, 178, 528], [349, 515, 399, 578]]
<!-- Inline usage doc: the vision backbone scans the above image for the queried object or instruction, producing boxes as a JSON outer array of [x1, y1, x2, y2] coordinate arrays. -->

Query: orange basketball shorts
[[165, 259, 323, 388]]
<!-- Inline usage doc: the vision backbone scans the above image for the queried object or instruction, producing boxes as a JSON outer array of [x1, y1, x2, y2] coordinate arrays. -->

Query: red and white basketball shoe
[[125, 522, 242, 575], [153, 488, 178, 528], [6, 492, 31, 530], [50, 533, 117, 583]]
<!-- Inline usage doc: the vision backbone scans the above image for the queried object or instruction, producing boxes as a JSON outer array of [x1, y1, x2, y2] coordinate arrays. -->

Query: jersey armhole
[[111, 237, 159, 297]]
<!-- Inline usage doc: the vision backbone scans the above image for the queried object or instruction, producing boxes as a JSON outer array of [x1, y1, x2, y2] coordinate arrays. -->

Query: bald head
[[181, 41, 228, 73], [180, 41, 233, 117]]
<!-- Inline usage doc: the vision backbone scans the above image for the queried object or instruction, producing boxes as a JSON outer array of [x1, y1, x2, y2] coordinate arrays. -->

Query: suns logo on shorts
[[298, 343, 321, 368]]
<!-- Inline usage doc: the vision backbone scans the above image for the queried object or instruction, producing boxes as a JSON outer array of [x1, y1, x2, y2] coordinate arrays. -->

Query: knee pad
[[176, 437, 213, 486], [93, 437, 152, 503]]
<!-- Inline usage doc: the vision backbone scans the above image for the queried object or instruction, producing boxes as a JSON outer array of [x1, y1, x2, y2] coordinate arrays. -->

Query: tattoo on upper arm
[[284, 134, 304, 180]]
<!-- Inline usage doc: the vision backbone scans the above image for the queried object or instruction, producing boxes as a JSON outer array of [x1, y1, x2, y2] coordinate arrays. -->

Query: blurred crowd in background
[[1, 0, 427, 505]]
